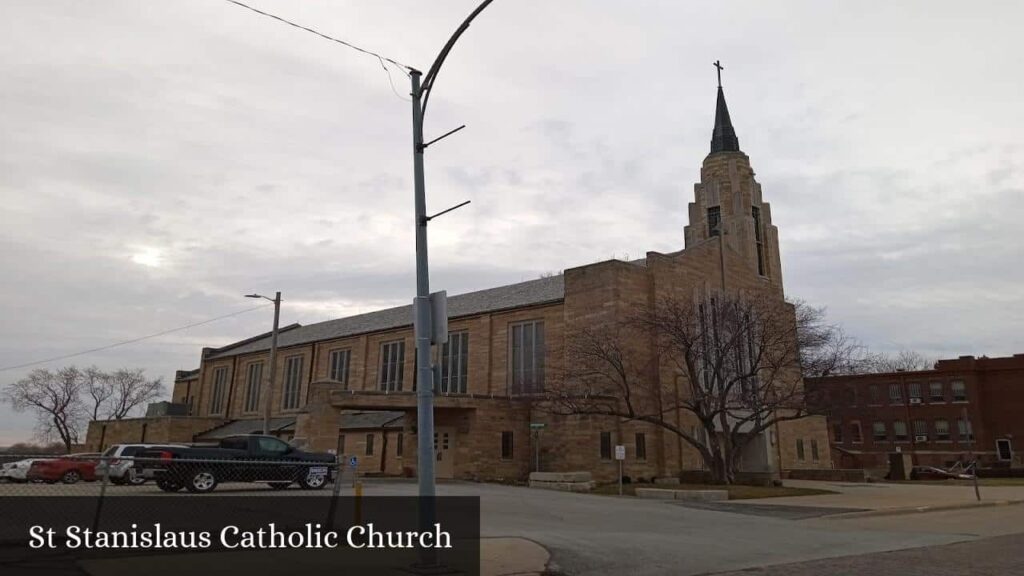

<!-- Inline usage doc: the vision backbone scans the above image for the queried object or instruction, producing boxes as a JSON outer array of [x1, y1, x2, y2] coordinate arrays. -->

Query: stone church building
[[85, 78, 832, 482]]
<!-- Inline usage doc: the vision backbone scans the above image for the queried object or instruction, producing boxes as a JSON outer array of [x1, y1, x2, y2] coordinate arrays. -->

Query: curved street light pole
[[410, 0, 497, 505]]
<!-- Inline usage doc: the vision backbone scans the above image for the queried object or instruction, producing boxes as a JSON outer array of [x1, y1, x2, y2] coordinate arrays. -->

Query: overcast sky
[[1, 1, 1021, 445]]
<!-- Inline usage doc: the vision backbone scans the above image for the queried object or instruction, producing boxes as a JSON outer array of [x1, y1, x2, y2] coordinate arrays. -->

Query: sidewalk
[[733, 480, 1024, 515], [482, 537, 550, 576]]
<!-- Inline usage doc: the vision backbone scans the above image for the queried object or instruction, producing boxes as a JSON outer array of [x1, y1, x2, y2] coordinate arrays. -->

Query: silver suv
[[96, 444, 187, 485]]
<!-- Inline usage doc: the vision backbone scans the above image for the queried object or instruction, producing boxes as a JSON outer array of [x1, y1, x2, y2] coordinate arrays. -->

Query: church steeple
[[710, 61, 740, 154]]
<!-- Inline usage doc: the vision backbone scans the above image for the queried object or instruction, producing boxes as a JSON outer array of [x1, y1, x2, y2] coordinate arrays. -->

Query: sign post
[[615, 445, 626, 495]]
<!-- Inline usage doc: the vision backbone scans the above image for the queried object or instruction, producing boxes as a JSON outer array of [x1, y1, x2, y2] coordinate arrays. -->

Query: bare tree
[[545, 293, 819, 484], [791, 299, 869, 377], [2, 368, 86, 453], [105, 368, 164, 420], [863, 349, 935, 373], [82, 365, 114, 421]]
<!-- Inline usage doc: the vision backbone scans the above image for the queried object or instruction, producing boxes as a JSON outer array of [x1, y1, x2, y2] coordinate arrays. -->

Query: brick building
[[806, 354, 1024, 471], [86, 77, 832, 482]]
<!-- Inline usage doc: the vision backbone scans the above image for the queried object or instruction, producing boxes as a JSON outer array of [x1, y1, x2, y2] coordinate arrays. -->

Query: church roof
[[205, 274, 565, 359], [710, 85, 741, 154]]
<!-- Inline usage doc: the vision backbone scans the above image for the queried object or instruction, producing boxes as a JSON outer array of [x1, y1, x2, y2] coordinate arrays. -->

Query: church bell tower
[[683, 62, 784, 295]]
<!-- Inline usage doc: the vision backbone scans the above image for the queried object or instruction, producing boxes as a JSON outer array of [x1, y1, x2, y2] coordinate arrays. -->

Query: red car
[[27, 453, 100, 484]]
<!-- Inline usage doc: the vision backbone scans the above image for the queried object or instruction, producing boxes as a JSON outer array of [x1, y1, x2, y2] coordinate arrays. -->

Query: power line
[[224, 0, 416, 103], [0, 304, 271, 373]]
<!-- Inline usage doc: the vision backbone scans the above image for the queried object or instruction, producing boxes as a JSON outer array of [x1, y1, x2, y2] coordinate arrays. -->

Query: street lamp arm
[[419, 0, 497, 120]]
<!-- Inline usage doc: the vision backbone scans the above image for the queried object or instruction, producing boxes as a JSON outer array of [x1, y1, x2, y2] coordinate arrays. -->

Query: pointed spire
[[710, 61, 740, 154]]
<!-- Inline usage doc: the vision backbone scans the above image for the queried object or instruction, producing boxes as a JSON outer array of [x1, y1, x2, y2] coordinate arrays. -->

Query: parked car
[[135, 435, 334, 493], [0, 458, 45, 483], [27, 454, 101, 484], [96, 444, 188, 485]]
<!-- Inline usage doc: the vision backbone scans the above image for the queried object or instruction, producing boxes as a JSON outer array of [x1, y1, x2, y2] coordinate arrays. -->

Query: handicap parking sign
[[348, 456, 358, 468]]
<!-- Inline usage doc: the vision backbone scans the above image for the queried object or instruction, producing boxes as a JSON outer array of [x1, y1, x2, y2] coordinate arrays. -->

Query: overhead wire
[[0, 304, 272, 373]]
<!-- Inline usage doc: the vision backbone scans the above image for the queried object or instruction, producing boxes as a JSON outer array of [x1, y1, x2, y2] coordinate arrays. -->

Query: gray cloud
[[1, 0, 1021, 443]]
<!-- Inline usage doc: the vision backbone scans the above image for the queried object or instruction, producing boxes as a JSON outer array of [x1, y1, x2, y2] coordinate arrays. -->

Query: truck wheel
[[61, 470, 81, 484], [185, 470, 218, 494], [268, 482, 291, 490], [156, 479, 183, 492], [298, 469, 327, 490]]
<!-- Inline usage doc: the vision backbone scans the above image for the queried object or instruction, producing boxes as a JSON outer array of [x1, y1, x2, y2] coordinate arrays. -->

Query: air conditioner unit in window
[[909, 398, 922, 405], [915, 435, 928, 442]]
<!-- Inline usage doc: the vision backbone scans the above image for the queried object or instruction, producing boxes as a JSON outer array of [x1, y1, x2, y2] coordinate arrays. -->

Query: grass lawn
[[592, 482, 836, 499]]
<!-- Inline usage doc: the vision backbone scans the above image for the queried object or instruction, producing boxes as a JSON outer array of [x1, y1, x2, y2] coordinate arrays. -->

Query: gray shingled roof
[[207, 275, 564, 359], [195, 417, 296, 440]]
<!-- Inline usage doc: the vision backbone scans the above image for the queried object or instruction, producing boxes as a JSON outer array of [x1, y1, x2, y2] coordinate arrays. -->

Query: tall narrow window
[[244, 362, 263, 413], [282, 356, 303, 410], [635, 433, 647, 460], [888, 382, 903, 403], [379, 340, 405, 392], [893, 420, 908, 442], [599, 432, 612, 460], [509, 321, 545, 394], [396, 432, 404, 457], [501, 431, 513, 460], [796, 438, 805, 461], [951, 381, 967, 402], [365, 433, 374, 456], [811, 438, 820, 461], [957, 419, 974, 442], [752, 205, 765, 276], [209, 367, 228, 415], [869, 385, 880, 404], [441, 331, 470, 394], [707, 206, 721, 237], [914, 420, 928, 440], [328, 349, 351, 387]]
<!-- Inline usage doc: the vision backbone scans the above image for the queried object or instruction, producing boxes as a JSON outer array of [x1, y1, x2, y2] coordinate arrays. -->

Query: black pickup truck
[[135, 434, 335, 493]]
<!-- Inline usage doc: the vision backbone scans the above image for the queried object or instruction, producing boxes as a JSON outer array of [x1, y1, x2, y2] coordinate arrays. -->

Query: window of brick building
[[635, 433, 647, 460], [328, 349, 350, 387], [872, 421, 887, 442], [210, 367, 229, 415], [833, 423, 843, 444], [888, 383, 903, 404], [851, 421, 863, 443], [869, 385, 881, 405], [243, 362, 262, 413], [396, 432, 404, 457], [796, 438, 805, 461], [337, 434, 345, 454], [929, 382, 945, 402], [441, 331, 470, 394], [914, 420, 928, 441], [365, 434, 375, 456], [501, 431, 514, 460], [509, 321, 545, 394], [282, 356, 303, 410], [600, 432, 612, 460], [957, 419, 974, 442], [893, 420, 908, 442], [379, 340, 405, 392], [811, 439, 820, 461], [908, 382, 922, 402], [934, 419, 950, 441], [752, 206, 766, 276], [951, 381, 967, 402]]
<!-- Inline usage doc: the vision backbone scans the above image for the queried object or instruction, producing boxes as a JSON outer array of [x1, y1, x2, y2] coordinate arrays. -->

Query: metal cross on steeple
[[713, 60, 724, 87]]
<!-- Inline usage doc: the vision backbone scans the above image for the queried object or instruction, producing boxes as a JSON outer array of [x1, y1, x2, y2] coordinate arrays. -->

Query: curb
[[822, 498, 1024, 520]]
